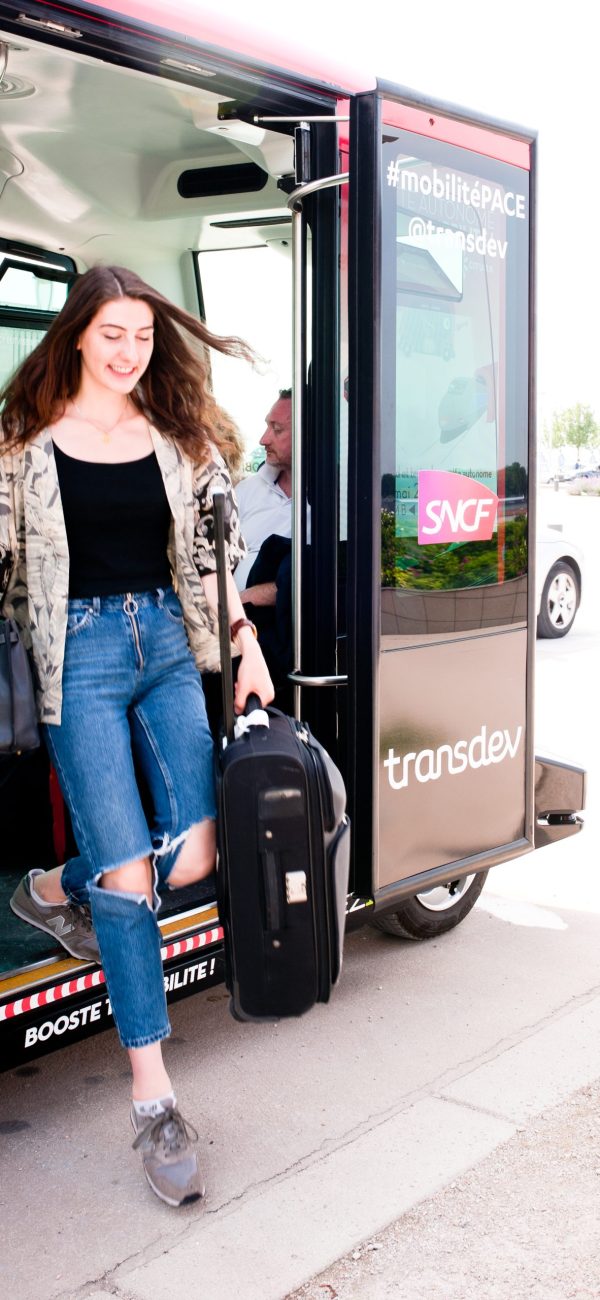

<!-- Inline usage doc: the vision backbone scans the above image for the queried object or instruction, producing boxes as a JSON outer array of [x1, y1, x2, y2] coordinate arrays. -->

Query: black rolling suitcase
[[212, 489, 350, 1021]]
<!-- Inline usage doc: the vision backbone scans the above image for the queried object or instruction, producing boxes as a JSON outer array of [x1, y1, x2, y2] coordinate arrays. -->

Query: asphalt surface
[[1, 489, 598, 1300], [287, 1079, 600, 1300]]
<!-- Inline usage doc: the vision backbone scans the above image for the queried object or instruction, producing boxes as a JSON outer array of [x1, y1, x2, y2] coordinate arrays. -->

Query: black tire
[[537, 560, 580, 638], [371, 870, 488, 940]]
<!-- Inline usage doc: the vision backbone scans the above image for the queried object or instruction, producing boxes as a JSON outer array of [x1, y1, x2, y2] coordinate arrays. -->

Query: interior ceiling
[[0, 31, 294, 260]]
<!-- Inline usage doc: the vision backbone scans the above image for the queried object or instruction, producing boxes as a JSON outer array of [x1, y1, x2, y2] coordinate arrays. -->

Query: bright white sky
[[201, 0, 599, 433]]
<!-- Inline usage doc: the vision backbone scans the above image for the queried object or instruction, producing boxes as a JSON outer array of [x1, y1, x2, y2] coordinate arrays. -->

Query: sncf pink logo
[[418, 470, 499, 544]]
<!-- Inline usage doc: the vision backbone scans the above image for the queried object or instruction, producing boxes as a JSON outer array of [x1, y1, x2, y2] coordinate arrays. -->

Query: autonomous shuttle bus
[[0, 0, 585, 1067]]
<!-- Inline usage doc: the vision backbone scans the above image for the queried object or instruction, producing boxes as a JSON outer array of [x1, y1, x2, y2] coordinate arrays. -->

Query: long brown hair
[[0, 265, 252, 474]]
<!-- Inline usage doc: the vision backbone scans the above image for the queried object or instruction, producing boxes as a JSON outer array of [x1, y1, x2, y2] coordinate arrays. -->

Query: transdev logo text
[[384, 724, 523, 791], [418, 470, 499, 545]]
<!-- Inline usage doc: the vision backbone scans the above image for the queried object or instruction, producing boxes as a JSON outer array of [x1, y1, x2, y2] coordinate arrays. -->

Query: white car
[[536, 530, 584, 638], [567, 468, 600, 494]]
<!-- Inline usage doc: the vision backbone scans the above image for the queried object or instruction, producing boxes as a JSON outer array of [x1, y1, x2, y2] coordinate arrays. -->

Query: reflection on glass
[[381, 134, 529, 630]]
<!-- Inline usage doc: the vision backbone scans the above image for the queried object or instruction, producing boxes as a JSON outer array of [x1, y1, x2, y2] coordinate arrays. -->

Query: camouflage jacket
[[0, 426, 245, 725]]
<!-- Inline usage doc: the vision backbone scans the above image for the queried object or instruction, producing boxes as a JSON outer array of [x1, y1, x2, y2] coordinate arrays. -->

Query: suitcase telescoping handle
[[212, 488, 235, 745]]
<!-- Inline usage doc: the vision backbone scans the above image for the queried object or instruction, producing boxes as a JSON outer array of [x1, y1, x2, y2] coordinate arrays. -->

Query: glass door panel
[[380, 128, 530, 640]]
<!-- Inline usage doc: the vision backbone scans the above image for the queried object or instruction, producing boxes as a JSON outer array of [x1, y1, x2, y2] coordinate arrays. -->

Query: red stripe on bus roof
[[51, 0, 375, 94], [382, 101, 530, 170]]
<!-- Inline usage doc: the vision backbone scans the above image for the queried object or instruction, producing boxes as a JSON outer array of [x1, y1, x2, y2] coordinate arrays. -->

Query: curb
[[105, 990, 600, 1300]]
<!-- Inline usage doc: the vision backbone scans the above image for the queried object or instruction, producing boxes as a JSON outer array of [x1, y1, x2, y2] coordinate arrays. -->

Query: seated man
[[233, 388, 292, 607], [234, 389, 295, 696], [243, 536, 292, 701]]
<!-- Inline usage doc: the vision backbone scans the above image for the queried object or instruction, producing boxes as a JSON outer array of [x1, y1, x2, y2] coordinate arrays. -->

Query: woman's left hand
[[234, 636, 274, 714], [199, 570, 275, 712]]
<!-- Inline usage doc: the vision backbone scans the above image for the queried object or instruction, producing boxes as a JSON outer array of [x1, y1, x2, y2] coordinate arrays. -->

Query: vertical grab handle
[[213, 488, 235, 745], [290, 194, 304, 722], [287, 171, 349, 719]]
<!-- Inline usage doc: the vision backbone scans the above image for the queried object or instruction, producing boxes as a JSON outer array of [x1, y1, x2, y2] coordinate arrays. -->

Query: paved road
[[288, 1079, 600, 1300], [2, 492, 598, 1300]]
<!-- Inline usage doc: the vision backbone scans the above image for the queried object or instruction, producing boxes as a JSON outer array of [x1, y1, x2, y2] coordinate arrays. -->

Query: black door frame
[[345, 91, 382, 898]]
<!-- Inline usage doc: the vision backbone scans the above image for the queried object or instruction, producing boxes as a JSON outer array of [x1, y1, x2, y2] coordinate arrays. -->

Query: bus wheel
[[371, 871, 488, 940]]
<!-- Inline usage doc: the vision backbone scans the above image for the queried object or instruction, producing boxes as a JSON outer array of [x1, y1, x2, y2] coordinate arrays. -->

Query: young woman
[[0, 265, 274, 1207]]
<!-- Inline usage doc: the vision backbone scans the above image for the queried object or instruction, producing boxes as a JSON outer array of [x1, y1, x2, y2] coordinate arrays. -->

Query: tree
[[540, 418, 553, 449], [551, 404, 600, 458]]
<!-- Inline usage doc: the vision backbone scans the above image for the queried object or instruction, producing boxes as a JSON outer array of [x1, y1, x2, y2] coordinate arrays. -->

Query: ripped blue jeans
[[42, 588, 217, 1048]]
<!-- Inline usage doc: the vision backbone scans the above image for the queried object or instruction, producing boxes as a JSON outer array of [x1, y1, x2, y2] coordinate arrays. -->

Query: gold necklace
[[71, 397, 131, 443]]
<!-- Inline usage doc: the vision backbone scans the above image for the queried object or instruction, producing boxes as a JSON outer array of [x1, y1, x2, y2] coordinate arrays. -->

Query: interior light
[[161, 58, 216, 77], [17, 14, 82, 37]]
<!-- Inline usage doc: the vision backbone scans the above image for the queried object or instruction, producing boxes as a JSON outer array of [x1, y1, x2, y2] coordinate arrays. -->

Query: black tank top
[[53, 443, 172, 597]]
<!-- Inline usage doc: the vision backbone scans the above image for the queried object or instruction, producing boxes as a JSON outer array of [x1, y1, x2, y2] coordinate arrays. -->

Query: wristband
[[230, 617, 258, 643]]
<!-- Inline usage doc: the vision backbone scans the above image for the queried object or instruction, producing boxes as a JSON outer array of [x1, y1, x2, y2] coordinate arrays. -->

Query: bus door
[[345, 89, 536, 907], [197, 110, 347, 767], [0, 4, 354, 1051]]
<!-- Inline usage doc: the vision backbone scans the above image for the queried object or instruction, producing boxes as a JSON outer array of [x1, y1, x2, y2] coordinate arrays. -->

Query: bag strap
[[0, 448, 18, 610], [212, 488, 235, 745], [0, 615, 16, 748]]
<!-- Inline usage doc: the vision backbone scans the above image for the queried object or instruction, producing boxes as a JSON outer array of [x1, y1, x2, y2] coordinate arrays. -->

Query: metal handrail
[[287, 170, 349, 716], [288, 672, 348, 687]]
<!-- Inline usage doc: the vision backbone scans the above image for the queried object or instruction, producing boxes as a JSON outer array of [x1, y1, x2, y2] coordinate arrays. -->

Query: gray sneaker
[[131, 1102, 205, 1207], [10, 869, 100, 963]]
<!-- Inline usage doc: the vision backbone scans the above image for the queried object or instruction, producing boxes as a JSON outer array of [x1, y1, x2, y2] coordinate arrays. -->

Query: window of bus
[[380, 128, 529, 639], [0, 256, 70, 389], [196, 244, 295, 472]]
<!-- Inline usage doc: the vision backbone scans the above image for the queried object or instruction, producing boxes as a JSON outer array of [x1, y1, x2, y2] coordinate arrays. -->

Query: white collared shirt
[[234, 461, 292, 590]]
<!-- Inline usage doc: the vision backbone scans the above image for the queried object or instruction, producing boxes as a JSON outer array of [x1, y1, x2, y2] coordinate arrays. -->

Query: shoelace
[[74, 904, 94, 935], [132, 1108, 199, 1155], [69, 903, 94, 933]]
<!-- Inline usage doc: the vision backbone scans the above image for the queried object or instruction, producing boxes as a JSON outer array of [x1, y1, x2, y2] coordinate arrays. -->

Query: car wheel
[[370, 871, 488, 940], [537, 560, 580, 638]]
